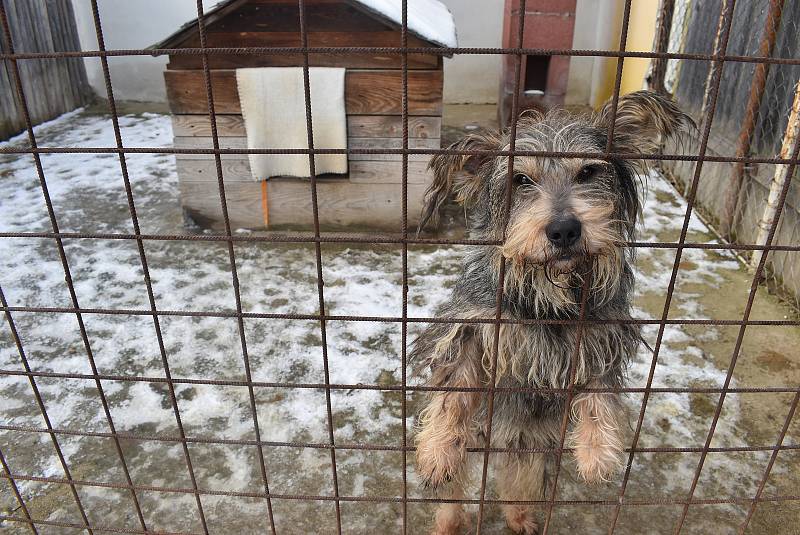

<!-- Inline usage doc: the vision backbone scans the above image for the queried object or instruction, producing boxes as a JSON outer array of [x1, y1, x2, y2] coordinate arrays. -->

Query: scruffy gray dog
[[411, 91, 692, 535]]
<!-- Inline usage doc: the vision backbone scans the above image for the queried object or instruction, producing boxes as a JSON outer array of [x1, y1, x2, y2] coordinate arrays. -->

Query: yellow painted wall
[[589, 0, 659, 108], [621, 1, 660, 95]]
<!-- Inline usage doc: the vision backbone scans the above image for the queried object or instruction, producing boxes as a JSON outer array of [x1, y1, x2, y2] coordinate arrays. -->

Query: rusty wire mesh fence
[[0, 0, 799, 534], [661, 0, 800, 309]]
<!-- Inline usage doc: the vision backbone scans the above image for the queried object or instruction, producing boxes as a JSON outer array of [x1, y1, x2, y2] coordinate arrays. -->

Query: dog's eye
[[576, 165, 600, 183], [514, 173, 535, 186]]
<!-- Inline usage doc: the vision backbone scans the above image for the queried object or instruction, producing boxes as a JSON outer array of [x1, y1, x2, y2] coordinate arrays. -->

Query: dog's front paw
[[416, 435, 465, 488], [503, 505, 539, 535], [573, 440, 622, 483], [570, 391, 625, 483]]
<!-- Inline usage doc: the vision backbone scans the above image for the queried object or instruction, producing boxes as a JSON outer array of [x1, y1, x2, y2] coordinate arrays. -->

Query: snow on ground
[[630, 175, 744, 448], [0, 111, 785, 532]]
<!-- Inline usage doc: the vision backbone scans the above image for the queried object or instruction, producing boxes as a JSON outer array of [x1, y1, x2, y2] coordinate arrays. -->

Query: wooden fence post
[[750, 80, 800, 271], [647, 0, 675, 95]]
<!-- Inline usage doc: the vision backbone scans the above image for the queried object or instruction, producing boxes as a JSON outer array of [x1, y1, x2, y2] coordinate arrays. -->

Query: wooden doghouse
[[152, 0, 456, 231]]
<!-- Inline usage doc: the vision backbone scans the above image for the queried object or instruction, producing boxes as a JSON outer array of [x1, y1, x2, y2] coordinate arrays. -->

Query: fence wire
[[0, 0, 799, 534], [663, 0, 800, 312]]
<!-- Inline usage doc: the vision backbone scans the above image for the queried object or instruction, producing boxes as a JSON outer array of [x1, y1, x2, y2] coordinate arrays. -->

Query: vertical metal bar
[[542, 4, 631, 533], [29, 1, 215, 530], [607, 1, 738, 533], [605, 0, 633, 155], [31, 0, 214, 527], [400, 1, 410, 534], [0, 286, 91, 535], [77, 3, 167, 531], [540, 276, 592, 535], [0, 2, 111, 532], [297, 1, 342, 532], [0, 441, 39, 534], [191, 2, 278, 533], [739, 370, 800, 531], [542, 10, 632, 535], [719, 0, 785, 239], [673, 114, 800, 535], [474, 1, 527, 532]]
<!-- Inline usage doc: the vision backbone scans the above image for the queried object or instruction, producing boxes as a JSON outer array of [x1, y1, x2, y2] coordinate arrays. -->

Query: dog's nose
[[545, 217, 582, 248]]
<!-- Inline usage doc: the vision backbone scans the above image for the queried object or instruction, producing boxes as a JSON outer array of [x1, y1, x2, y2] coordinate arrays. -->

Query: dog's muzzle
[[545, 217, 582, 248]]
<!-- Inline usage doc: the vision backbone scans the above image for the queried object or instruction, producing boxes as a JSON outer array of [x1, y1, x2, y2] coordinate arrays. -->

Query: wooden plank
[[173, 136, 250, 160], [171, 115, 246, 137], [179, 179, 426, 230], [347, 160, 431, 182], [169, 29, 439, 69], [0, 0, 90, 140], [155, 0, 447, 53], [266, 178, 427, 228], [347, 115, 442, 138], [346, 70, 442, 115], [173, 136, 438, 162], [205, 2, 393, 33], [347, 137, 438, 161], [179, 180, 264, 230], [176, 157, 432, 184], [164, 69, 443, 115], [167, 51, 438, 70], [171, 114, 442, 139], [177, 159, 254, 182], [178, 31, 437, 51]]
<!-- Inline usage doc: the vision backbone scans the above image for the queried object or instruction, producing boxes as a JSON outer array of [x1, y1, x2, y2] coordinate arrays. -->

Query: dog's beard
[[503, 239, 622, 295], [500, 210, 627, 307], [541, 247, 595, 289], [544, 248, 583, 272]]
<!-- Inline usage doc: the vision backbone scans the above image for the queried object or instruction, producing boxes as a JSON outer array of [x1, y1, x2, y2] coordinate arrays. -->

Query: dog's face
[[421, 91, 692, 281], [493, 126, 634, 276]]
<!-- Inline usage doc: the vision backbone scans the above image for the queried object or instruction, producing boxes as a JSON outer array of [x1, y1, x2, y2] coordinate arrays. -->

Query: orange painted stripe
[[261, 180, 269, 227]]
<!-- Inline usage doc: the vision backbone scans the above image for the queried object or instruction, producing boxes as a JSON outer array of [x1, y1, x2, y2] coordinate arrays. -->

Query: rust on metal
[[0, 0, 797, 533]]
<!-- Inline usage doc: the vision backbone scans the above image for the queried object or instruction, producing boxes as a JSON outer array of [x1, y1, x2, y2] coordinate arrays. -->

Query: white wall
[[566, 0, 624, 108], [565, 0, 595, 106], [72, 0, 216, 102], [439, 0, 504, 104], [72, 0, 503, 104]]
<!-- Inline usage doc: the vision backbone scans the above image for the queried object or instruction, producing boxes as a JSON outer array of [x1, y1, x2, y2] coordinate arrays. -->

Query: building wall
[[619, 0, 659, 95], [72, 0, 504, 105], [565, 0, 657, 109], [440, 0, 505, 103], [566, 0, 624, 108], [72, 0, 654, 107], [72, 0, 219, 103]]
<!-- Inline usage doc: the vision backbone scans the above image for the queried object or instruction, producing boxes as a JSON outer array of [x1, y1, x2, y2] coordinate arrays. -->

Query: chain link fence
[[658, 0, 800, 310]]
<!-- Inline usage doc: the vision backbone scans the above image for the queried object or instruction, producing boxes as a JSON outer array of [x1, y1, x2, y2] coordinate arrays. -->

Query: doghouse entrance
[[524, 54, 550, 94]]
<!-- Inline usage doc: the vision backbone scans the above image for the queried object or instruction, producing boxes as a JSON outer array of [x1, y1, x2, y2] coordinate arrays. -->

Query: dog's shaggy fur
[[411, 91, 692, 534]]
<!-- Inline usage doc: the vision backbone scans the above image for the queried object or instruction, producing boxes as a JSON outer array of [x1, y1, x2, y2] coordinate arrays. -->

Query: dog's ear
[[418, 131, 500, 233], [594, 90, 694, 160]]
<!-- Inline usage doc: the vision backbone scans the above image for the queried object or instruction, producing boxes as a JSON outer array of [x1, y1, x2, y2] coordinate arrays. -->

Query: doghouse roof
[[151, 0, 458, 50]]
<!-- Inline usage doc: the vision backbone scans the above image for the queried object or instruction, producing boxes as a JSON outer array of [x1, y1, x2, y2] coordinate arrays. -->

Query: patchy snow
[[0, 111, 791, 531], [626, 171, 743, 450], [0, 107, 85, 149]]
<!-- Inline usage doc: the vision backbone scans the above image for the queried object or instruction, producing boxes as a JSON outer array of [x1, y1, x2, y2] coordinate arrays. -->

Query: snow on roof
[[151, 0, 457, 50], [354, 0, 457, 48]]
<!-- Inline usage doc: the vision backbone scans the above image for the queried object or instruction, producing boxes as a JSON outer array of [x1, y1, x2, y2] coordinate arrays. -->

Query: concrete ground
[[0, 104, 798, 534]]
